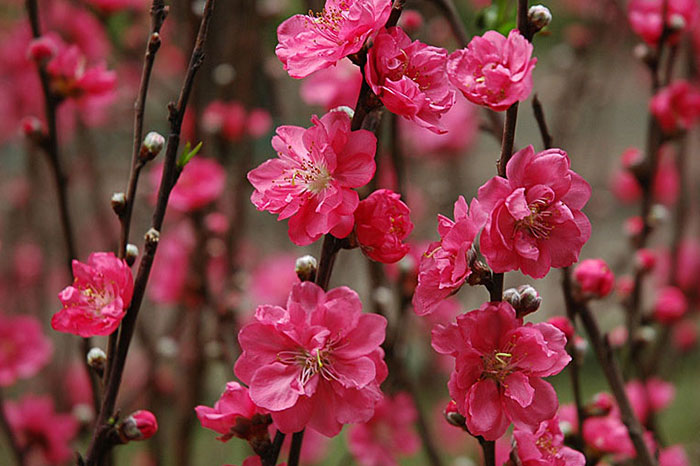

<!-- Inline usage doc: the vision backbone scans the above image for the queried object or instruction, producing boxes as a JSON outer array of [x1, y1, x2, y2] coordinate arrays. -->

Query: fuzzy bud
[[87, 347, 106, 376], [125, 244, 139, 266], [145, 228, 160, 246], [295, 255, 317, 282], [504, 285, 541, 318], [528, 5, 552, 33], [118, 410, 158, 442], [443, 400, 467, 430], [20, 116, 45, 141], [111, 192, 127, 217], [330, 106, 355, 120], [140, 131, 165, 161], [668, 14, 686, 31]]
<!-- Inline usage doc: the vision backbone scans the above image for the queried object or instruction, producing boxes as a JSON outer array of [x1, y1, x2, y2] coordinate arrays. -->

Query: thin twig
[[83, 1, 216, 463], [287, 430, 305, 466], [24, 0, 100, 418], [531, 95, 553, 150], [427, 0, 469, 46]]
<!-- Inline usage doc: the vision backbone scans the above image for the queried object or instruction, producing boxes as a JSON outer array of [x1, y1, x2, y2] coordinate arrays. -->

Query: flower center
[[276, 345, 339, 387], [515, 200, 553, 240], [79, 285, 114, 317], [481, 351, 513, 383], [286, 159, 333, 194], [536, 432, 559, 458], [304, 1, 350, 43]]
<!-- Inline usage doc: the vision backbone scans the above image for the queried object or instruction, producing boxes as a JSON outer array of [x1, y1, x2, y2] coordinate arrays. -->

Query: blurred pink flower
[[625, 378, 675, 425], [248, 111, 376, 246], [234, 282, 387, 436], [354, 189, 413, 263], [513, 416, 585, 466], [300, 58, 362, 110], [4, 395, 78, 464], [660, 445, 689, 466], [149, 222, 195, 305], [151, 157, 226, 212], [12, 242, 44, 288], [653, 286, 688, 324], [52, 252, 133, 337], [397, 10, 423, 32], [447, 30, 536, 111], [432, 301, 570, 440], [64, 362, 94, 408], [412, 196, 483, 316], [202, 100, 247, 141], [250, 254, 300, 307], [574, 258, 615, 298], [275, 0, 391, 78], [196, 382, 267, 441], [583, 415, 637, 458], [656, 239, 700, 293], [366, 27, 455, 133], [547, 316, 575, 340], [0, 314, 52, 387], [43, 39, 116, 100], [348, 392, 420, 466], [247, 108, 273, 138], [628, 0, 699, 46], [671, 319, 698, 352], [477, 146, 591, 278], [84, 0, 147, 13], [650, 80, 700, 133], [399, 97, 479, 159], [610, 146, 679, 206]]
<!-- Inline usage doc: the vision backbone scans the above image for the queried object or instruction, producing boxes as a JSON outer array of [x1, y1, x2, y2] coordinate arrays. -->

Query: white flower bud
[[140, 131, 165, 161], [330, 106, 355, 120], [125, 244, 139, 266], [528, 5, 552, 32], [111, 192, 127, 217], [87, 347, 106, 375], [295, 255, 318, 282]]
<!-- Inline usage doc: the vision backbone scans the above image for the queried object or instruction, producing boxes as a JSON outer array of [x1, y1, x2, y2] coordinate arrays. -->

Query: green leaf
[[177, 141, 202, 169]]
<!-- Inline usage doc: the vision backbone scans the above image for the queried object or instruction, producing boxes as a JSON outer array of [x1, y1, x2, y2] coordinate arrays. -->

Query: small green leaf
[[177, 141, 202, 169]]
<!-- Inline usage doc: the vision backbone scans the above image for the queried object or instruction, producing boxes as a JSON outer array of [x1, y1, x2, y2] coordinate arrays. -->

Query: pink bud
[[398, 10, 424, 32], [443, 400, 466, 429], [548, 316, 575, 340], [204, 212, 229, 234], [20, 116, 45, 139], [654, 286, 687, 324], [635, 249, 657, 272], [246, 108, 272, 138], [616, 275, 635, 299], [574, 258, 615, 298], [27, 36, 57, 62], [608, 325, 629, 348], [120, 410, 158, 441]]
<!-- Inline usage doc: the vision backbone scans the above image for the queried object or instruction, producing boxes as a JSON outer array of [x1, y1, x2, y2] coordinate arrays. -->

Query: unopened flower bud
[[72, 403, 95, 424], [528, 5, 552, 32], [503, 287, 521, 308], [443, 400, 467, 430], [140, 131, 165, 161], [330, 106, 355, 120], [87, 347, 106, 375], [633, 43, 653, 64], [635, 248, 656, 272], [573, 335, 588, 363], [574, 258, 615, 299], [125, 244, 139, 266], [635, 325, 657, 345], [20, 116, 45, 141], [145, 228, 160, 245], [111, 192, 127, 217], [295, 255, 317, 282], [648, 204, 668, 227], [517, 284, 541, 317], [27, 37, 57, 63], [118, 410, 158, 442]]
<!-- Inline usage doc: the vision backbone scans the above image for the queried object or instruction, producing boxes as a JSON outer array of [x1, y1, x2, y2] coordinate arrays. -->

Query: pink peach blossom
[[574, 258, 615, 298], [196, 382, 267, 441], [250, 255, 301, 308], [628, 0, 699, 46], [513, 416, 585, 466], [248, 111, 377, 246], [234, 281, 387, 437], [477, 146, 591, 278], [432, 301, 570, 440], [583, 415, 636, 458], [660, 445, 689, 466], [397, 10, 423, 32], [150, 157, 226, 212], [44, 40, 116, 100], [625, 378, 675, 425], [0, 314, 52, 387], [354, 189, 413, 263], [547, 316, 575, 340], [650, 80, 700, 133], [247, 108, 273, 138], [348, 392, 420, 466], [300, 58, 362, 110], [610, 146, 679, 206], [447, 30, 536, 111], [671, 319, 697, 352], [276, 0, 392, 78], [52, 252, 134, 337], [149, 222, 195, 305], [653, 286, 688, 323], [4, 395, 78, 464], [202, 100, 247, 141], [412, 196, 483, 315], [366, 27, 455, 133]]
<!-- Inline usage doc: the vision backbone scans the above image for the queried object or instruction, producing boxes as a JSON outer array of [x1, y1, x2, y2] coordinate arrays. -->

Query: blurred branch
[[24, 0, 100, 419], [83, 0, 217, 463], [0, 389, 26, 466], [426, 0, 469, 46]]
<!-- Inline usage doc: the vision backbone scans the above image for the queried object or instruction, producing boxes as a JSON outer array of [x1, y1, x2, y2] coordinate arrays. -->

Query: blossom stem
[[575, 300, 657, 466], [0, 388, 26, 466], [531, 95, 553, 150], [261, 430, 286, 466], [287, 430, 305, 466], [24, 0, 100, 420], [478, 436, 496, 466], [83, 1, 216, 463]]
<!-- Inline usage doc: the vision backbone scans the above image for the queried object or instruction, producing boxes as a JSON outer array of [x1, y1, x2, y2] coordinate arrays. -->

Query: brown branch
[[427, 0, 469, 47], [83, 0, 216, 463], [24, 0, 100, 419], [531, 95, 553, 150]]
